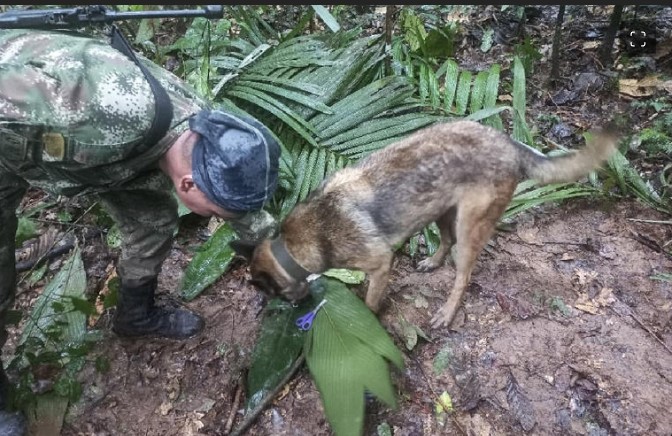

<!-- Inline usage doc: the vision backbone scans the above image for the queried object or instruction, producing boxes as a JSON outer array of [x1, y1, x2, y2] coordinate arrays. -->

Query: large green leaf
[[20, 245, 86, 345], [442, 59, 459, 112], [179, 222, 237, 301], [512, 56, 532, 143], [483, 64, 503, 129], [503, 181, 598, 220], [605, 150, 670, 213], [454, 70, 472, 115], [246, 299, 309, 412], [15, 216, 38, 246], [305, 277, 404, 436], [311, 5, 341, 32], [469, 70, 489, 114]]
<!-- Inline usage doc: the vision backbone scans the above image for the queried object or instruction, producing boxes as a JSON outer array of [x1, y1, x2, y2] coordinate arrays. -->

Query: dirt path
[[59, 198, 672, 436]]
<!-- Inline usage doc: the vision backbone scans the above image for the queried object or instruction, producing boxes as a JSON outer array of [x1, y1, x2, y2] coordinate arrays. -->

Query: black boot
[[112, 278, 205, 339], [0, 365, 26, 436]]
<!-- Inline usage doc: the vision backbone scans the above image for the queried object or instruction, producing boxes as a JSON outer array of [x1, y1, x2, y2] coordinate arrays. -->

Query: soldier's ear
[[230, 240, 258, 261], [178, 175, 197, 193]]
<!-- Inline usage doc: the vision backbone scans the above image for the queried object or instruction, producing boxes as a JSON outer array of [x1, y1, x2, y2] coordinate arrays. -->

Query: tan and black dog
[[232, 120, 617, 328]]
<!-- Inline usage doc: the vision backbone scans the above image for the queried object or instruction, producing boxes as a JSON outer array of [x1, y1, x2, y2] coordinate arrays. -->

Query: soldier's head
[[166, 109, 280, 219]]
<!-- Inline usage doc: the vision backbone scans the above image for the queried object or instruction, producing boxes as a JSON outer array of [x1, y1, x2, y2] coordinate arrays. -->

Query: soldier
[[0, 29, 280, 435]]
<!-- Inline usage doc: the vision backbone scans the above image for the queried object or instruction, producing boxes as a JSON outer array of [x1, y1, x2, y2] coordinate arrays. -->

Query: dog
[[231, 120, 617, 328]]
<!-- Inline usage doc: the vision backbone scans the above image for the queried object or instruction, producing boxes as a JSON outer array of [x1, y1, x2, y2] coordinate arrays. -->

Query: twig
[[34, 219, 96, 228], [629, 229, 672, 260], [611, 306, 672, 356], [229, 353, 305, 436], [542, 241, 588, 246], [224, 383, 243, 435], [628, 218, 672, 225], [16, 242, 75, 272]]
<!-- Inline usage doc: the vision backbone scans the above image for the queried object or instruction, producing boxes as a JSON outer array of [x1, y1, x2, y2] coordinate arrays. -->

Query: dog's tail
[[517, 130, 618, 185]]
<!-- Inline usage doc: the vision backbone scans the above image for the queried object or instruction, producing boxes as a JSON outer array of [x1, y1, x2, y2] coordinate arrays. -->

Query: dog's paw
[[430, 304, 457, 329], [416, 258, 440, 272]]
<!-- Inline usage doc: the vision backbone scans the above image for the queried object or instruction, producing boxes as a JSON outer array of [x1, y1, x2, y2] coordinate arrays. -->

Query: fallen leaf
[[90, 265, 116, 327], [574, 294, 599, 315], [499, 94, 513, 102], [594, 287, 615, 307], [619, 75, 665, 97], [573, 268, 599, 288], [435, 391, 454, 414], [433, 345, 452, 375], [207, 216, 224, 235], [158, 401, 173, 416], [583, 41, 600, 50], [506, 372, 536, 432], [181, 412, 205, 436]]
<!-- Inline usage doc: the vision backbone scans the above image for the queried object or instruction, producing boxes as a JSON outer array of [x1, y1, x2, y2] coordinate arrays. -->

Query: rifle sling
[[109, 25, 173, 154]]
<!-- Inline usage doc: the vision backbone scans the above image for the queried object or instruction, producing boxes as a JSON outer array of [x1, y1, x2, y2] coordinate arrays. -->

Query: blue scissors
[[296, 299, 328, 331]]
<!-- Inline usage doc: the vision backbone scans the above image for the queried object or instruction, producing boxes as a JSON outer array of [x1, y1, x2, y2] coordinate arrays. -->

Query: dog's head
[[230, 239, 310, 302]]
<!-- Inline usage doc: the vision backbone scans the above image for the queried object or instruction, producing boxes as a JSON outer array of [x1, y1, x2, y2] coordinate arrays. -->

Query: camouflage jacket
[[0, 29, 209, 197]]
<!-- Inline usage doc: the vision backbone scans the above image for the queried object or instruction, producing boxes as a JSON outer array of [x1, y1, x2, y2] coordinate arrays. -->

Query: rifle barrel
[[0, 6, 224, 29], [103, 6, 224, 21]]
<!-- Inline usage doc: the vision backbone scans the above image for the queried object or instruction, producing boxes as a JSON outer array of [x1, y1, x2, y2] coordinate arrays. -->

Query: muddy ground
[[51, 197, 670, 436], [5, 5, 672, 436]]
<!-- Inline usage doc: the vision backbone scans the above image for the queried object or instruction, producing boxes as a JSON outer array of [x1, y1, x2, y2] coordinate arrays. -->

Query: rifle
[[0, 5, 224, 29]]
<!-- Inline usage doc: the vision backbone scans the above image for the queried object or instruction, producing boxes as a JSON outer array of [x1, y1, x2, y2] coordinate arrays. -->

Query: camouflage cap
[[189, 109, 280, 213]]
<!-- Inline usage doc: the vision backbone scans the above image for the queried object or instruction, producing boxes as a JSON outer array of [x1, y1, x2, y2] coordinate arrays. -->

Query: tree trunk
[[549, 5, 566, 84], [598, 5, 624, 67]]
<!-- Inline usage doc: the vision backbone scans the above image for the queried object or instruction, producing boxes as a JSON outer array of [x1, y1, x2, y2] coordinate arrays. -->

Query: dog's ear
[[230, 240, 257, 261]]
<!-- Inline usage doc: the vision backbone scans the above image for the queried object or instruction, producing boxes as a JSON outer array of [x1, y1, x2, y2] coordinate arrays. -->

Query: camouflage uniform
[[0, 28, 206, 347]]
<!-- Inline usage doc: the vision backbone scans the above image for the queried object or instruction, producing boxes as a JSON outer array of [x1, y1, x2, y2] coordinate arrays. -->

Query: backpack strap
[[109, 25, 173, 151]]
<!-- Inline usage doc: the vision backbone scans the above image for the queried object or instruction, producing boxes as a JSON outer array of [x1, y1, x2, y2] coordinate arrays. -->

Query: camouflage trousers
[[0, 170, 178, 350]]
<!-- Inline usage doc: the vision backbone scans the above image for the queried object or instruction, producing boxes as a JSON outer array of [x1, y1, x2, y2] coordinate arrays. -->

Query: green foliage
[[15, 216, 37, 246], [397, 316, 430, 351], [549, 296, 571, 317], [305, 277, 404, 436], [322, 268, 366, 284], [651, 273, 672, 282], [639, 127, 672, 155], [512, 55, 533, 144], [602, 149, 671, 215], [105, 224, 122, 249], [513, 36, 542, 76], [179, 222, 237, 300], [311, 5, 340, 32], [432, 344, 453, 375], [503, 180, 599, 220], [377, 422, 393, 436], [9, 246, 102, 410], [246, 299, 309, 412]]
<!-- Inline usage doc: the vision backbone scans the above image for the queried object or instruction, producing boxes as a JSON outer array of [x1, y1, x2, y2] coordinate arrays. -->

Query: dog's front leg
[[363, 254, 394, 313]]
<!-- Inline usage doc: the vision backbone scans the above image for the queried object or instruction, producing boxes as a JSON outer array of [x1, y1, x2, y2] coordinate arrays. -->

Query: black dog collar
[[270, 237, 311, 281]]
